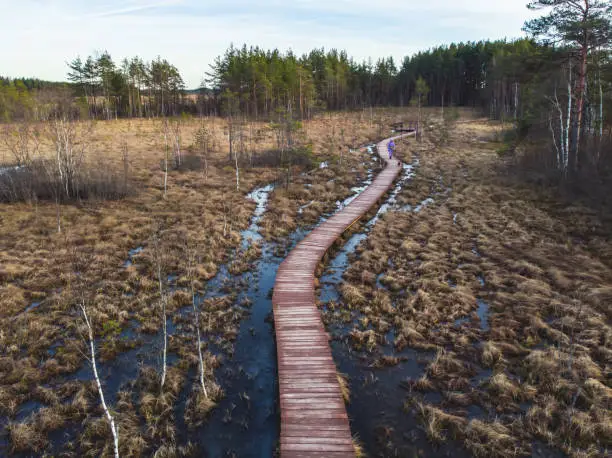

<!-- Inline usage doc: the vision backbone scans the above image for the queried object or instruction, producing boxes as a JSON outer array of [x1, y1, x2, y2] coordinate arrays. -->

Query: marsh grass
[[352, 436, 366, 457], [332, 121, 612, 458], [1, 110, 432, 454], [336, 372, 351, 403]]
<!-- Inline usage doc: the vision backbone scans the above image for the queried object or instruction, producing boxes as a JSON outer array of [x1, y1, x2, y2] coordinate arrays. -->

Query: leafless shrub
[[0, 118, 130, 203], [193, 124, 212, 181], [2, 122, 40, 166]]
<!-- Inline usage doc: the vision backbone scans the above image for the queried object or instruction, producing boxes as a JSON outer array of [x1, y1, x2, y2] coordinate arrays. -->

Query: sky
[[0, 0, 540, 88]]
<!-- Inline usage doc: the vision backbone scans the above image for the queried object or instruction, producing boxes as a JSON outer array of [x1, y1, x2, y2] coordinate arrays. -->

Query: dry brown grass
[[0, 109, 428, 454], [184, 386, 221, 429], [261, 109, 425, 239], [337, 372, 351, 403], [341, 283, 367, 307], [352, 436, 366, 457], [481, 341, 503, 368], [416, 402, 466, 443], [464, 419, 525, 458], [8, 421, 47, 453], [332, 120, 612, 457]]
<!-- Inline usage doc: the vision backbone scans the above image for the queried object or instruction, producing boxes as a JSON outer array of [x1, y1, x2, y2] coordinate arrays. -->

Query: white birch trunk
[[173, 123, 182, 167], [514, 82, 519, 121], [157, 264, 167, 389], [191, 282, 208, 397], [235, 154, 240, 192], [565, 67, 572, 172], [80, 304, 119, 458], [598, 64, 603, 138], [549, 114, 561, 170], [552, 88, 567, 172], [163, 124, 169, 198]]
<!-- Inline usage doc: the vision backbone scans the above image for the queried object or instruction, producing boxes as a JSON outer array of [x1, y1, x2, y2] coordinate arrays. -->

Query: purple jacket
[[388, 140, 395, 152]]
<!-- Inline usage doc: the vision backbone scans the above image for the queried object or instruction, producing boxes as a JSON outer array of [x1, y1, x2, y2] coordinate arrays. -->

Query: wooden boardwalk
[[273, 133, 414, 457]]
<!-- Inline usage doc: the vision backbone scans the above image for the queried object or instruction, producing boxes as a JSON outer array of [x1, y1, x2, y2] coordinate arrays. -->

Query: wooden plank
[[280, 437, 354, 446], [273, 134, 414, 457], [284, 451, 355, 457], [281, 443, 355, 452]]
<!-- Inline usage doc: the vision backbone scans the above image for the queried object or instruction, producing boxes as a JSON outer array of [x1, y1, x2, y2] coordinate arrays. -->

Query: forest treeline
[[4, 39, 608, 122], [1, 0, 610, 175], [4, 42, 529, 121], [0, 53, 186, 121]]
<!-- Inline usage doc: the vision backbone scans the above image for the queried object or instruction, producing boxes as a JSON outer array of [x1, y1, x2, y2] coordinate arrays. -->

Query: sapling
[[153, 234, 168, 389], [79, 302, 119, 458], [187, 247, 208, 398]]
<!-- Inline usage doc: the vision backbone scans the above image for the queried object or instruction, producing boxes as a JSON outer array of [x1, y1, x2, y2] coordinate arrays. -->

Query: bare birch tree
[[525, 0, 611, 171], [153, 233, 168, 389], [234, 144, 240, 192], [41, 159, 63, 233], [171, 120, 182, 168], [2, 123, 40, 167], [187, 247, 208, 398], [47, 117, 92, 199], [79, 302, 120, 458], [121, 139, 129, 196], [221, 90, 241, 191], [1, 123, 40, 204], [545, 58, 577, 174], [194, 124, 211, 182], [161, 119, 169, 198]]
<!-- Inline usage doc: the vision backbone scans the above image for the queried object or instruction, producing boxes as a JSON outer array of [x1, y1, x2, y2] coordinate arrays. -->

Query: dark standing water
[[24, 301, 41, 312], [189, 183, 280, 457], [476, 299, 490, 331], [4, 184, 281, 457], [319, 159, 468, 457], [194, 158, 383, 455], [4, 148, 386, 457], [193, 152, 385, 456], [124, 245, 144, 267]]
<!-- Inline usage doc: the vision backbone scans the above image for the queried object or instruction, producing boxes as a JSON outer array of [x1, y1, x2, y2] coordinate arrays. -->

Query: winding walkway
[[273, 133, 414, 457]]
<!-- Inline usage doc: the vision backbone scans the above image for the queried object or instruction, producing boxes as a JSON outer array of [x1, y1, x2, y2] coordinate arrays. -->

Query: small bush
[[0, 158, 130, 202], [251, 144, 316, 169]]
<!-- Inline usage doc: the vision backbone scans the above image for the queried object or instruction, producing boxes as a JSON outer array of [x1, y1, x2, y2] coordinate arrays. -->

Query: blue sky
[[0, 0, 538, 88]]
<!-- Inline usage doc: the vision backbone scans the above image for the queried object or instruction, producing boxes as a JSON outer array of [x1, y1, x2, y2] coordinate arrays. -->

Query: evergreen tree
[[524, 0, 611, 170]]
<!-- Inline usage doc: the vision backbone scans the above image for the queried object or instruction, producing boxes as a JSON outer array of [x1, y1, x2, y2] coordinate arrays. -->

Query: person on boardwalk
[[388, 139, 395, 159]]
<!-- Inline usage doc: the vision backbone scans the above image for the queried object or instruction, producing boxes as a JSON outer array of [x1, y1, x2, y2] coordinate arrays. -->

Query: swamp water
[[4, 150, 380, 457], [318, 158, 468, 457]]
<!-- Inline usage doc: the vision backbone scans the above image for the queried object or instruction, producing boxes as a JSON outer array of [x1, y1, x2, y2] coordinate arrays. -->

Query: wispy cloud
[[0, 0, 537, 88], [87, 0, 182, 18]]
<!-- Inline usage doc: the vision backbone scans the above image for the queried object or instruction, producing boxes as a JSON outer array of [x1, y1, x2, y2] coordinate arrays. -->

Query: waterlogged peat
[[322, 122, 611, 458], [194, 161, 381, 456], [316, 157, 469, 457], [3, 149, 381, 457]]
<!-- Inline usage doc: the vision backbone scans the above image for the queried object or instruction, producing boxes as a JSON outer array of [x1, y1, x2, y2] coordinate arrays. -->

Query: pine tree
[[524, 0, 612, 170]]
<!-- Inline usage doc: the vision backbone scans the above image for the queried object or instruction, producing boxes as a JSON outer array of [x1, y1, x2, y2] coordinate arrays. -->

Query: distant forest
[[5, 39, 606, 122], [1, 0, 610, 176]]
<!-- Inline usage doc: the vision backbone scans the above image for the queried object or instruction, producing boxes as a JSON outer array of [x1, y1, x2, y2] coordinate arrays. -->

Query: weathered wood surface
[[273, 133, 414, 457], [390, 120, 419, 134]]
